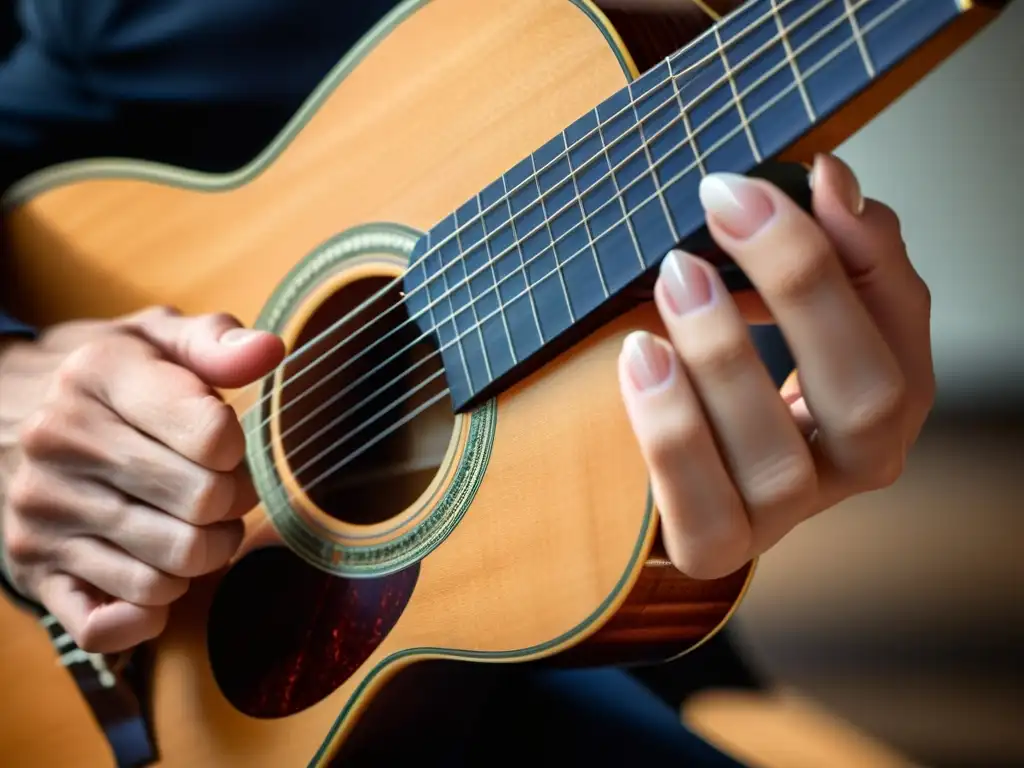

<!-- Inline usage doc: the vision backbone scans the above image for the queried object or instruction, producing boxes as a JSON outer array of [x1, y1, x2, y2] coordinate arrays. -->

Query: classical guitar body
[[0, 0, 1007, 765]]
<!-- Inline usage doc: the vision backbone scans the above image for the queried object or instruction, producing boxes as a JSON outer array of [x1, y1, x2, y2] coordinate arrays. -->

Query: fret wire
[[714, 24, 762, 163], [477, 192, 519, 363], [669, 57, 707, 176], [454, 212, 493, 383], [500, 174, 547, 343], [845, 0, 877, 77], [562, 127, 611, 299], [770, 0, 816, 121], [528, 154, 576, 324], [629, 78, 680, 243], [595, 109, 647, 271], [424, 234, 473, 393]]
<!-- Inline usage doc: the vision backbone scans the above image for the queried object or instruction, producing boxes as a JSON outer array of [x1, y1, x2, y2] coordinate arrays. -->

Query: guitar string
[[235, 0, 853, 448], [265, 0, 904, 503], [257, 0, 874, 462], [219, 0, 825, 421]]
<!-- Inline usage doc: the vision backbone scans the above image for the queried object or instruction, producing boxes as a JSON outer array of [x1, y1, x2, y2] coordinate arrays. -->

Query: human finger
[[617, 330, 752, 579], [653, 249, 817, 547], [698, 171, 907, 491]]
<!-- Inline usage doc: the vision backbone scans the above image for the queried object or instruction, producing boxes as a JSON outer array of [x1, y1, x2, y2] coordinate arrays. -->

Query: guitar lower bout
[[195, 217, 753, 733]]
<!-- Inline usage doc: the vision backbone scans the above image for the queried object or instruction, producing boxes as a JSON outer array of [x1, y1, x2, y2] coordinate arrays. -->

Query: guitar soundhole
[[277, 274, 455, 526], [208, 547, 419, 719]]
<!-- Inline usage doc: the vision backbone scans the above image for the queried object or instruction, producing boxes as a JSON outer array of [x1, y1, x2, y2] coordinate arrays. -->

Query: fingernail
[[699, 173, 775, 239], [622, 331, 672, 393], [659, 250, 713, 316], [843, 165, 865, 216], [811, 154, 865, 216], [220, 328, 262, 346]]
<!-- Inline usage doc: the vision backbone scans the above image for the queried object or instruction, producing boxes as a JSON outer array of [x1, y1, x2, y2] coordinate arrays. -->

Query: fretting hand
[[618, 153, 935, 579], [0, 309, 283, 652]]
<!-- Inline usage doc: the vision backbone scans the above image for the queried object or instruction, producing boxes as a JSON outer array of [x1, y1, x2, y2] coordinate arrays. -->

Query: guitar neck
[[404, 0, 973, 412]]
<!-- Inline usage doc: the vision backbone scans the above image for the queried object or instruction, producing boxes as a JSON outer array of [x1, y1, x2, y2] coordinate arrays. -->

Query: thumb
[[119, 307, 285, 389]]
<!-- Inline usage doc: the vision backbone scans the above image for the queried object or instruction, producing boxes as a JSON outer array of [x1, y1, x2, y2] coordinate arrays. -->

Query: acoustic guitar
[[0, 0, 1011, 765]]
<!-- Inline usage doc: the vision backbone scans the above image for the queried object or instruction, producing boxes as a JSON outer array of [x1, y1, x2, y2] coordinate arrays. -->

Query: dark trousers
[[334, 631, 762, 766]]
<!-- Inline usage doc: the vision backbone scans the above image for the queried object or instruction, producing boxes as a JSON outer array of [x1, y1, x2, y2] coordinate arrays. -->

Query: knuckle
[[138, 305, 181, 321], [167, 525, 206, 576], [5, 466, 48, 514], [667, 511, 752, 581], [202, 311, 242, 331], [61, 338, 122, 379], [742, 453, 817, 513], [837, 377, 908, 443], [869, 452, 906, 490], [190, 397, 242, 467], [686, 332, 755, 382], [96, 492, 131, 532], [74, 626, 108, 654], [18, 407, 71, 457], [2, 519, 45, 565], [126, 567, 179, 606], [188, 469, 234, 524], [186, 312, 241, 354], [873, 202, 902, 236], [644, 415, 707, 473], [765, 236, 836, 303], [849, 443, 906, 492]]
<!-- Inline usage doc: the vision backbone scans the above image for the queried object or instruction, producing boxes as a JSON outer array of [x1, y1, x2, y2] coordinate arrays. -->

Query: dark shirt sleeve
[[0, 2, 120, 336]]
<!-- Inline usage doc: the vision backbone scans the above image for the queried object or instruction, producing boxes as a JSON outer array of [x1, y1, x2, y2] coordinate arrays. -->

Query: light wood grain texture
[[0, 0, 1006, 765]]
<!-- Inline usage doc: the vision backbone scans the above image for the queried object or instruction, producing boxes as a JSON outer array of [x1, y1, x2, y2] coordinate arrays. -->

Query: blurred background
[[727, 3, 1024, 766]]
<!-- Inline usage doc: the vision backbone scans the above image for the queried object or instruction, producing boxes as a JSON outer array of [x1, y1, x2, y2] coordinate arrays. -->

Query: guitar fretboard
[[403, 0, 965, 412]]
